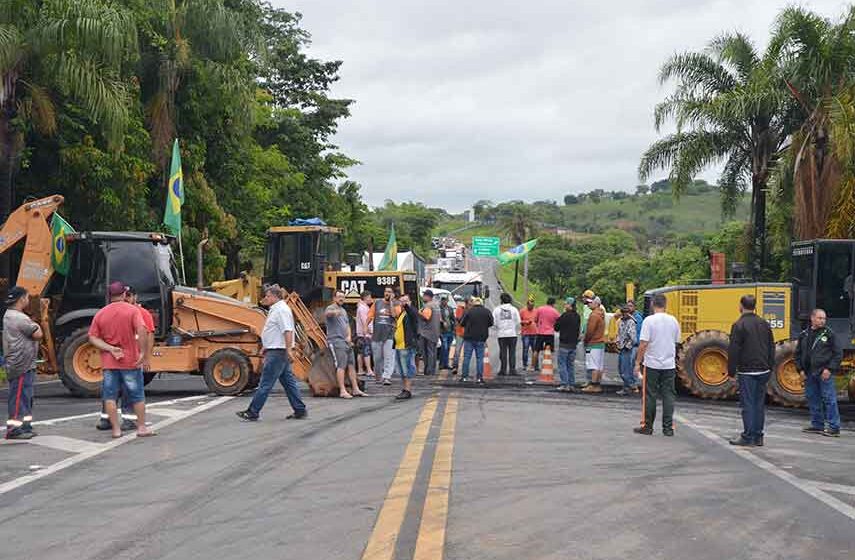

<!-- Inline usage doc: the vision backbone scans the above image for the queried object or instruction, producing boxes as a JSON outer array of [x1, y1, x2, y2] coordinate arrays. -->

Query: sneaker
[[615, 389, 630, 396], [121, 419, 137, 432], [663, 429, 674, 437], [557, 385, 569, 392], [286, 412, 307, 420], [236, 410, 259, 422], [5, 429, 34, 440], [581, 384, 603, 394], [395, 390, 412, 400], [821, 428, 841, 438], [95, 417, 112, 431], [383, 379, 392, 386], [802, 426, 824, 434], [633, 426, 653, 435], [729, 435, 754, 446], [476, 378, 484, 384], [460, 376, 469, 382], [567, 386, 581, 394]]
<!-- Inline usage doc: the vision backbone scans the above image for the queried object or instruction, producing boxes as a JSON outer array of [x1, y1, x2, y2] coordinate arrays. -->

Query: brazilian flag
[[163, 139, 184, 236], [378, 224, 397, 271], [51, 213, 75, 275], [497, 239, 538, 266]]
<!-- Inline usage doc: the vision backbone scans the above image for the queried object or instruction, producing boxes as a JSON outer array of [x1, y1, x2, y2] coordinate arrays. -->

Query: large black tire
[[768, 340, 806, 407], [848, 374, 855, 403], [202, 348, 252, 396], [144, 372, 157, 386], [58, 327, 102, 398], [677, 330, 737, 400]]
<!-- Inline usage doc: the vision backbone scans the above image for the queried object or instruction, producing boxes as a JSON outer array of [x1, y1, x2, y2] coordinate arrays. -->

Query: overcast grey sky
[[276, 0, 848, 211]]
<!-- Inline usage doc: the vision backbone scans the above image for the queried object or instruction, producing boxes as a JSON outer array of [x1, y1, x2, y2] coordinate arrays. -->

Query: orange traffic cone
[[538, 347, 555, 383], [482, 345, 493, 380]]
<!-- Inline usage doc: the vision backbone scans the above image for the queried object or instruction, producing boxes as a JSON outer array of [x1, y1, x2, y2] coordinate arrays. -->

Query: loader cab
[[264, 225, 343, 304], [791, 239, 855, 348], [57, 233, 178, 337]]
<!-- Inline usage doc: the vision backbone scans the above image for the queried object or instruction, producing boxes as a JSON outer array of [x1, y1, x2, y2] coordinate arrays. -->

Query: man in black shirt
[[796, 308, 842, 437], [727, 295, 775, 446], [554, 297, 580, 392], [459, 297, 494, 383]]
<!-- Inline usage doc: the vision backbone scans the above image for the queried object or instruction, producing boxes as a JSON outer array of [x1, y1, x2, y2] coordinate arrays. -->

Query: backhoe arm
[[0, 195, 64, 296]]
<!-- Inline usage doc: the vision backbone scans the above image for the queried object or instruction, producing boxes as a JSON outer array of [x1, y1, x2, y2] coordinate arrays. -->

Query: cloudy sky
[[275, 0, 848, 211]]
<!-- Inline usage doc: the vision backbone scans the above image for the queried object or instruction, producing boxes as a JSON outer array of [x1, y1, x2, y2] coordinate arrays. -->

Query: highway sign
[[472, 236, 500, 257]]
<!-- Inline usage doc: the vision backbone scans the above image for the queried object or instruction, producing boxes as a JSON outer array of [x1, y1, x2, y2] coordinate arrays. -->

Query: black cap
[[423, 289, 434, 297], [5, 286, 28, 307]]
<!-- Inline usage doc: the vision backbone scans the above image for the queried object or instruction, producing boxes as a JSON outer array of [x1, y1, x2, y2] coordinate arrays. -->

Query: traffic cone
[[482, 345, 493, 380], [538, 347, 555, 384]]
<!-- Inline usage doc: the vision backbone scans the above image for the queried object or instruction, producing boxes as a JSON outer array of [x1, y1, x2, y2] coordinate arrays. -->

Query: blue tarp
[[288, 218, 327, 226]]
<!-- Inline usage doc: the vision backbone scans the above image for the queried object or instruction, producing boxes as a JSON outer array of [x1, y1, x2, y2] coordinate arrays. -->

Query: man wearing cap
[[438, 295, 456, 370], [581, 296, 607, 394], [519, 296, 538, 371], [4, 287, 43, 440], [417, 289, 441, 375], [579, 289, 595, 384], [88, 282, 155, 438], [554, 297, 581, 392], [459, 296, 493, 383], [616, 304, 640, 396]]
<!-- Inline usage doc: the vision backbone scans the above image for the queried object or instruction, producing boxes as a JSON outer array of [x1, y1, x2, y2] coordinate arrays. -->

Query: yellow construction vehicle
[[643, 239, 855, 406], [0, 196, 340, 398]]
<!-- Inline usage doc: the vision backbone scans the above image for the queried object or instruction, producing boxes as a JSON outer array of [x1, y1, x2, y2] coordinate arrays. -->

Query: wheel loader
[[643, 239, 855, 406], [0, 195, 341, 398]]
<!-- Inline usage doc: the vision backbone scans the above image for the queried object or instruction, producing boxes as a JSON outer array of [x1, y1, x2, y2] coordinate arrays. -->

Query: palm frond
[[638, 130, 734, 189], [710, 32, 759, 82], [17, 80, 57, 135], [658, 52, 736, 95], [718, 149, 750, 216]]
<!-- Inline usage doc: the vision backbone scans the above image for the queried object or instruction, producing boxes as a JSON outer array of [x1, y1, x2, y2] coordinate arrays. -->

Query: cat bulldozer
[[0, 195, 341, 398], [643, 239, 855, 406]]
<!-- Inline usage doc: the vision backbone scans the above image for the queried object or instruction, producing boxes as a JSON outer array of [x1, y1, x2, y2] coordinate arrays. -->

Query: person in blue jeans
[[237, 285, 307, 421], [795, 308, 842, 437], [616, 304, 640, 396], [438, 296, 456, 370], [628, 299, 644, 375], [394, 294, 420, 400], [459, 297, 493, 382], [554, 297, 580, 392]]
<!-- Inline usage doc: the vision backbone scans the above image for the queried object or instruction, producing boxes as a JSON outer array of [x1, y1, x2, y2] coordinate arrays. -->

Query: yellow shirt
[[394, 312, 407, 348]]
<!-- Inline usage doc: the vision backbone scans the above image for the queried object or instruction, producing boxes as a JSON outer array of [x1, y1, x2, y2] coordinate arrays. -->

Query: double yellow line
[[361, 395, 459, 560]]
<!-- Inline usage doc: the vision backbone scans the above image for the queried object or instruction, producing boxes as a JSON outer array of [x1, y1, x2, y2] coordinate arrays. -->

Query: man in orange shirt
[[519, 295, 538, 371]]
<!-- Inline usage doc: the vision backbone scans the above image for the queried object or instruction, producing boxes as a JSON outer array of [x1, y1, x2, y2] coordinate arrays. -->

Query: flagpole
[[523, 253, 529, 297], [177, 229, 187, 285]]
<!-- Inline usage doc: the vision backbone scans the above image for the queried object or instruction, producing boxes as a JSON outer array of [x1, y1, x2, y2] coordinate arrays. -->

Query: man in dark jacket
[[727, 295, 775, 446], [554, 297, 581, 392], [796, 308, 843, 437], [459, 297, 493, 383]]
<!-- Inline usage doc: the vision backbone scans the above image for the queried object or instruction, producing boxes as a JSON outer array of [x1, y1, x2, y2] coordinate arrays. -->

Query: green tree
[[639, 33, 793, 277], [497, 203, 537, 245]]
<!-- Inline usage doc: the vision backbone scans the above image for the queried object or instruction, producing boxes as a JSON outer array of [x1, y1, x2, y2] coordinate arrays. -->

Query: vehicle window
[[816, 244, 852, 319], [109, 242, 159, 295], [278, 235, 295, 274], [792, 251, 814, 319], [65, 241, 106, 295], [324, 233, 342, 266], [298, 233, 313, 271]]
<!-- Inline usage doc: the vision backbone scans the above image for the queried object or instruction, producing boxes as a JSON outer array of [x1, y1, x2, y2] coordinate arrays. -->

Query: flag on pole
[[378, 224, 398, 271], [50, 213, 76, 276], [163, 139, 184, 236], [497, 238, 538, 266]]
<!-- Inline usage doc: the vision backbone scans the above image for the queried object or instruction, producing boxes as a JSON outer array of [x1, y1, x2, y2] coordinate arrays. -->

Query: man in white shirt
[[493, 293, 521, 375], [633, 293, 680, 436], [237, 285, 307, 421]]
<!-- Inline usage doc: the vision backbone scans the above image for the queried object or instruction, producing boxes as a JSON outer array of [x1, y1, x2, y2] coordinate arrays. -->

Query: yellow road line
[[361, 396, 439, 560], [413, 396, 459, 560]]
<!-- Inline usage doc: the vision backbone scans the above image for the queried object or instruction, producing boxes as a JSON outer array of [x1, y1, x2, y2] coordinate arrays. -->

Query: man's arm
[[136, 322, 151, 370], [634, 341, 648, 373], [829, 330, 843, 373], [89, 335, 124, 360], [727, 322, 742, 377], [30, 322, 44, 341], [767, 326, 775, 373]]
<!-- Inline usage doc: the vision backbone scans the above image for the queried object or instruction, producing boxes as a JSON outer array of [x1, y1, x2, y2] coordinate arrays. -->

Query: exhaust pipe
[[197, 237, 209, 289]]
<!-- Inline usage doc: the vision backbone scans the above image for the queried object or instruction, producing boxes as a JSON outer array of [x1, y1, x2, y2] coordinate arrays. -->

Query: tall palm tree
[[639, 33, 793, 277], [497, 203, 537, 246], [768, 6, 855, 239]]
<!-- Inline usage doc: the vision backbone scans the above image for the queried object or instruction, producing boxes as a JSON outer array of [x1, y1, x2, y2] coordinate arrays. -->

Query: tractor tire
[[202, 348, 251, 396], [848, 374, 855, 403], [144, 372, 157, 386], [768, 340, 806, 407], [677, 330, 737, 400], [58, 327, 103, 398]]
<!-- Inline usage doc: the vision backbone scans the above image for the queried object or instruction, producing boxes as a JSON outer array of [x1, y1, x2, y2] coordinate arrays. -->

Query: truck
[[643, 239, 855, 406], [431, 270, 490, 301]]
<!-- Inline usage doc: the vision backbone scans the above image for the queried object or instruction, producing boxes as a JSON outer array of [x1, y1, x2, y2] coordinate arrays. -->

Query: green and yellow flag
[[50, 213, 75, 276], [163, 139, 184, 236], [378, 224, 397, 271], [497, 238, 538, 265]]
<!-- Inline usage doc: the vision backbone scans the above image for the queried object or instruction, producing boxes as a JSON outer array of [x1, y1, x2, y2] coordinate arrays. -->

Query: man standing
[[727, 295, 775, 446], [533, 297, 560, 371], [237, 285, 308, 421], [450, 297, 470, 374], [519, 296, 538, 371], [627, 299, 644, 375], [438, 295, 455, 370], [633, 293, 681, 436], [417, 289, 441, 375], [325, 290, 368, 399], [369, 287, 398, 385], [355, 291, 374, 377], [96, 286, 155, 431], [581, 297, 607, 394], [616, 304, 639, 396], [493, 293, 521, 376], [796, 308, 842, 437], [393, 294, 420, 400], [459, 297, 493, 383], [554, 297, 580, 392], [88, 282, 155, 438], [4, 287, 42, 440]]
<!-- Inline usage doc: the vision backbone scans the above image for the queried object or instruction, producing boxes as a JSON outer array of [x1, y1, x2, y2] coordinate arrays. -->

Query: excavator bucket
[[283, 291, 340, 396]]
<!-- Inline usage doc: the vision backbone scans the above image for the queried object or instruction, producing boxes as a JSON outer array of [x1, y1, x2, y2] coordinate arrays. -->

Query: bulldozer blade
[[307, 347, 339, 397]]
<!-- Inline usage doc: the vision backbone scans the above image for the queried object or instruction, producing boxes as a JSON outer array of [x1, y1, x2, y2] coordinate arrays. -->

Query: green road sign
[[472, 236, 501, 257]]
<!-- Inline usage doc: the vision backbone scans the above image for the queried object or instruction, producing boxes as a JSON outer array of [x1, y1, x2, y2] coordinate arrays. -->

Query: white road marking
[[144, 408, 186, 418], [27, 435, 105, 454], [0, 396, 232, 496], [32, 394, 210, 426], [676, 413, 855, 522], [807, 481, 855, 496]]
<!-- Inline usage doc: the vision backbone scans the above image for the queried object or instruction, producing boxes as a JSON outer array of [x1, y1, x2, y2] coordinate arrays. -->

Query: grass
[[496, 262, 549, 305]]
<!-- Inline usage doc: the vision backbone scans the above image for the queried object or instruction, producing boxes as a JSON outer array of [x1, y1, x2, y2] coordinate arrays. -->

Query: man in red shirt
[[533, 298, 560, 370], [519, 296, 538, 370], [89, 282, 155, 438]]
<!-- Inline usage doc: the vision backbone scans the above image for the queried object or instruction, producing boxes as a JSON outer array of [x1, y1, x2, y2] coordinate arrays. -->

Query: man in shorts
[[394, 294, 420, 399], [581, 296, 607, 394], [326, 290, 368, 399], [88, 282, 155, 438], [355, 291, 374, 377]]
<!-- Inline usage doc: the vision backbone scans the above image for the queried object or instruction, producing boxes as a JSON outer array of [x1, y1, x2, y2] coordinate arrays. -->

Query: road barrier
[[483, 346, 493, 380], [537, 347, 555, 384]]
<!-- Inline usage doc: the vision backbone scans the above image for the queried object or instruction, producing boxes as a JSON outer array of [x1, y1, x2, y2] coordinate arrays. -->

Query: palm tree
[[768, 7, 855, 239], [639, 33, 793, 277], [0, 0, 134, 278], [497, 203, 537, 245]]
